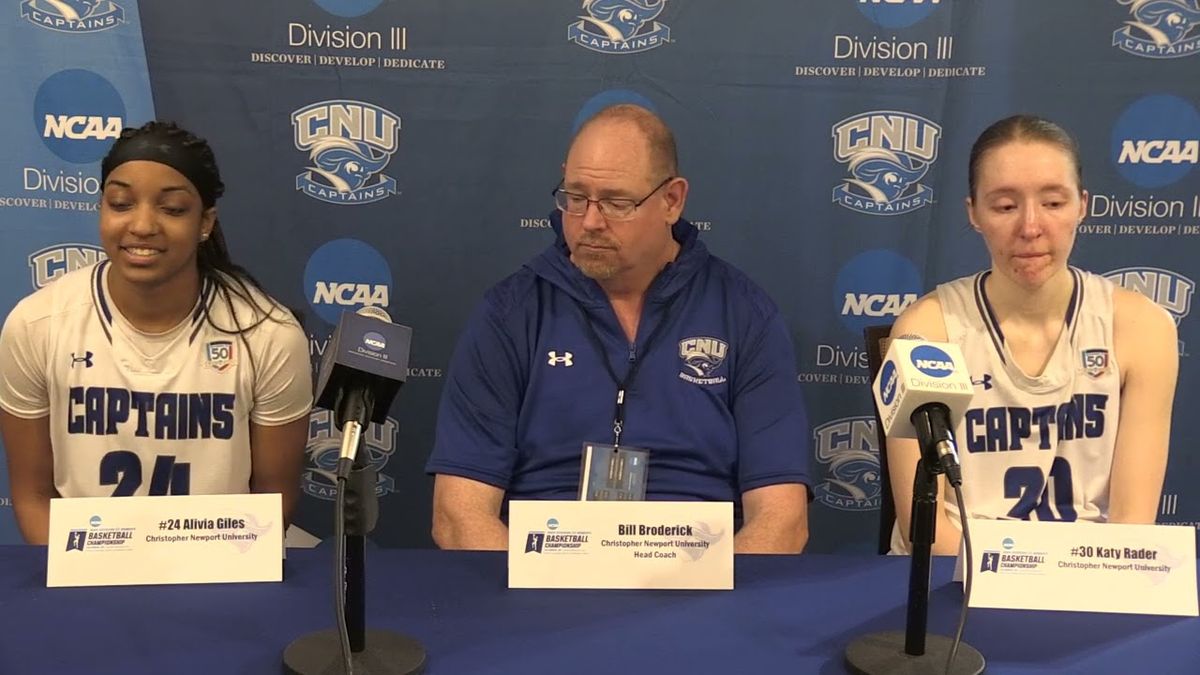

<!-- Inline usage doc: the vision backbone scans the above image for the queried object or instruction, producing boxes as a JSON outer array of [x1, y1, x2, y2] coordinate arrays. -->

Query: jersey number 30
[[100, 451, 191, 496]]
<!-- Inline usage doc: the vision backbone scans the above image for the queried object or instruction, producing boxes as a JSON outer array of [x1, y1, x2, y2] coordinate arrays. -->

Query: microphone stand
[[844, 408, 984, 675], [283, 420, 427, 674]]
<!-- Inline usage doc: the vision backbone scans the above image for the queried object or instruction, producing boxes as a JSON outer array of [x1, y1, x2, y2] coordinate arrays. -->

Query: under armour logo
[[547, 351, 574, 367], [71, 352, 94, 368], [971, 374, 993, 390]]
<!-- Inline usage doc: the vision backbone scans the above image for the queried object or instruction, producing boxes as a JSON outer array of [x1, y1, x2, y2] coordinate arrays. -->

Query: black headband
[[100, 134, 221, 207]]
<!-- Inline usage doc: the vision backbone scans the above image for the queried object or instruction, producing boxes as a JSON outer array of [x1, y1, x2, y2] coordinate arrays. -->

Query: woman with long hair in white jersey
[[0, 122, 313, 544], [888, 115, 1178, 555]]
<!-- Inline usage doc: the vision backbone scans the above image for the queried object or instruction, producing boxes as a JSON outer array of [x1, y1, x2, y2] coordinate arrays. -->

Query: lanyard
[[577, 301, 674, 447]]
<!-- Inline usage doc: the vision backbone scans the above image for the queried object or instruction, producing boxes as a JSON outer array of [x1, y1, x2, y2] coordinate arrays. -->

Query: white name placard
[[508, 500, 733, 590], [47, 494, 283, 588], [962, 519, 1198, 616]]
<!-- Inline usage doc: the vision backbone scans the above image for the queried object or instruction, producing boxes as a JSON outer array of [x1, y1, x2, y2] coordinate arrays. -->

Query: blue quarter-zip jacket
[[427, 213, 810, 510]]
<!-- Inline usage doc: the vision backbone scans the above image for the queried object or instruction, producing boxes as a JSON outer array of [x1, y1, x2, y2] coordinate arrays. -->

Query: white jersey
[[0, 261, 312, 498], [892, 268, 1121, 553]]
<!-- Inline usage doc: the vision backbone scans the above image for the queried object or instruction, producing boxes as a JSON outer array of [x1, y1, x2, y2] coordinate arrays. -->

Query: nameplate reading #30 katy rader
[[508, 500, 733, 590], [47, 494, 282, 587], [964, 519, 1198, 617]]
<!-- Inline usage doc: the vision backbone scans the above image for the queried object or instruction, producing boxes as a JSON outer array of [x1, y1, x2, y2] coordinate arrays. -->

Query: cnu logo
[[678, 337, 728, 377], [568, 0, 671, 54], [1104, 266, 1195, 324], [832, 111, 941, 216], [21, 0, 125, 33], [812, 416, 882, 511], [304, 409, 398, 500], [1113, 0, 1200, 59], [28, 244, 106, 290], [293, 100, 401, 205], [910, 344, 954, 377]]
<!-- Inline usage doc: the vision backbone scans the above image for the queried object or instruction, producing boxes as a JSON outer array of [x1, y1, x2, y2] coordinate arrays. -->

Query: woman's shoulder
[[7, 262, 98, 327], [893, 291, 948, 342], [1111, 282, 1176, 342]]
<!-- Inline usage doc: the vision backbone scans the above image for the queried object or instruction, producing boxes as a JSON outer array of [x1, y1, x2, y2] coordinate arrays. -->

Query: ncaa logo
[[28, 243, 106, 289], [832, 111, 941, 215], [1113, 0, 1200, 59], [1104, 267, 1194, 325], [311, 0, 382, 18], [363, 331, 387, 351], [568, 0, 672, 54], [911, 344, 954, 377], [304, 239, 393, 325], [856, 0, 943, 29], [21, 0, 125, 32], [1111, 94, 1200, 188], [304, 409, 398, 500], [34, 69, 126, 164], [834, 249, 921, 333], [292, 100, 401, 205], [878, 360, 898, 405], [813, 415, 882, 511], [204, 340, 235, 373]]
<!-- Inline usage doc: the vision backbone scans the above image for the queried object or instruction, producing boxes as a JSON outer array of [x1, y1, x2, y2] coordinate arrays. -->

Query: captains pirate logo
[[303, 410, 398, 500], [813, 416, 882, 511], [568, 0, 671, 54], [678, 336, 728, 385], [832, 111, 941, 216], [21, 0, 125, 33], [1114, 0, 1200, 59], [292, 100, 401, 205]]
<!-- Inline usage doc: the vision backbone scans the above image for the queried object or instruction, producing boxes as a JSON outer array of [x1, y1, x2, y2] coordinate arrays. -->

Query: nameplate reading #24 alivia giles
[[47, 493, 283, 587]]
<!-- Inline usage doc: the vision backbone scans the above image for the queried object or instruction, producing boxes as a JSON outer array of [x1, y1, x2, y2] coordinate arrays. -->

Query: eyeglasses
[[552, 176, 675, 221]]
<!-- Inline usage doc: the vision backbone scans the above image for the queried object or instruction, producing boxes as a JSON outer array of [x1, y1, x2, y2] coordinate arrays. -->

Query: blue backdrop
[[1, 0, 1198, 552]]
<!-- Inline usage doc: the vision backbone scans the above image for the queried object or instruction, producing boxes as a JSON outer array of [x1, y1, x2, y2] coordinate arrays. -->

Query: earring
[[200, 232, 210, 242]]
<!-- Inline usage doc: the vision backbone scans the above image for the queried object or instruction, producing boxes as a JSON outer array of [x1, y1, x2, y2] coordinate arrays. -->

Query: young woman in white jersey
[[888, 115, 1178, 555], [0, 122, 313, 544]]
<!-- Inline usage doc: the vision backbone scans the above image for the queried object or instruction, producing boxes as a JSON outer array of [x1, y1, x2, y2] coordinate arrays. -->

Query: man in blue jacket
[[426, 104, 811, 553]]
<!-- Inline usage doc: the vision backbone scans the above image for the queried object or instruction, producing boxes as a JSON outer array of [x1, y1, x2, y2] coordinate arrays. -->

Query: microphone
[[314, 306, 412, 477], [872, 339, 973, 486], [285, 307, 427, 675]]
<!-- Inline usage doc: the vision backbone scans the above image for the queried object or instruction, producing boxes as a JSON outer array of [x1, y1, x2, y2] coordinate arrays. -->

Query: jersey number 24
[[100, 451, 191, 496]]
